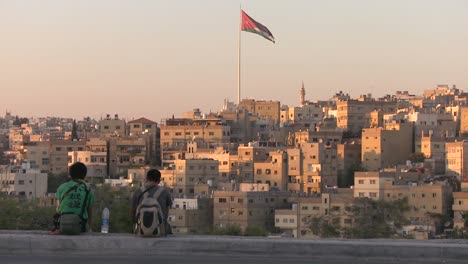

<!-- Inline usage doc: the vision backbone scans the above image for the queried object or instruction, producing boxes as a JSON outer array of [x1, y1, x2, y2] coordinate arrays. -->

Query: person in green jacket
[[50, 162, 94, 234]]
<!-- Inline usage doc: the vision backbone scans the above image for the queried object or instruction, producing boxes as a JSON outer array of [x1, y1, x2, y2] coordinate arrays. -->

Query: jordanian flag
[[241, 10, 275, 43]]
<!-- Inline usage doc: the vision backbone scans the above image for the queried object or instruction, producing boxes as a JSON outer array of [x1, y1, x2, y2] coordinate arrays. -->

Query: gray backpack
[[134, 186, 166, 237]]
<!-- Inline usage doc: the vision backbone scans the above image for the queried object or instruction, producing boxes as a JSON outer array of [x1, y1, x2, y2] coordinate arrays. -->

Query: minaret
[[300, 81, 306, 106]]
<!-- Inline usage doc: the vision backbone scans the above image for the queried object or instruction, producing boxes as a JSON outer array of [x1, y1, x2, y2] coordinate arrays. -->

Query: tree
[[408, 152, 425, 163], [244, 225, 268, 236], [47, 172, 70, 193], [89, 184, 136, 233], [309, 216, 340, 238], [71, 119, 78, 141], [0, 195, 55, 230], [343, 198, 410, 239]]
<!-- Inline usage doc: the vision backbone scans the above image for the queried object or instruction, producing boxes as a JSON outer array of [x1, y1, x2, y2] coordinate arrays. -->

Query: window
[[432, 193, 437, 198], [265, 169, 271, 174], [370, 192, 377, 198], [289, 218, 295, 223], [164, 132, 169, 136], [358, 192, 365, 197], [209, 132, 214, 136], [256, 169, 262, 175], [370, 180, 376, 184], [175, 132, 182, 136], [18, 180, 24, 185], [358, 180, 364, 184], [218, 198, 227, 203]]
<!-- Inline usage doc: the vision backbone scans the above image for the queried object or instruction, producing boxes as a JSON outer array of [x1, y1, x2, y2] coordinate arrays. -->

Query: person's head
[[69, 162, 87, 180], [146, 169, 161, 184]]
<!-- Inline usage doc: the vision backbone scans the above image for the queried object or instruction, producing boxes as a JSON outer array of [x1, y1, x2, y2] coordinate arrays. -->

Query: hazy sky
[[1, 0, 468, 122]]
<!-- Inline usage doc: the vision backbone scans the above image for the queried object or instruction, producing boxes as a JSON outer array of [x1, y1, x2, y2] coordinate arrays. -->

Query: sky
[[1, 0, 468, 122]]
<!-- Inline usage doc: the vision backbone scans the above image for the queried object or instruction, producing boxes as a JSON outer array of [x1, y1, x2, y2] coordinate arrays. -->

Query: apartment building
[[99, 114, 126, 137], [275, 191, 354, 238], [452, 192, 468, 229], [445, 140, 468, 182], [108, 138, 146, 177], [354, 171, 395, 199], [287, 142, 339, 195], [168, 198, 213, 234], [336, 99, 397, 134], [0, 166, 47, 199], [170, 159, 219, 198], [361, 122, 412, 171], [239, 99, 281, 125], [128, 117, 160, 166], [160, 118, 231, 167], [213, 190, 290, 232], [355, 171, 453, 230], [49, 140, 86, 174], [68, 151, 107, 178], [460, 107, 468, 135], [24, 142, 50, 173], [337, 142, 361, 187], [254, 150, 288, 191], [417, 135, 446, 175]]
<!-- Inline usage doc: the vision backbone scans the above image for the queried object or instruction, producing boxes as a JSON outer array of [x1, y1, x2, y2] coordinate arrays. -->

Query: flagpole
[[237, 5, 241, 105]]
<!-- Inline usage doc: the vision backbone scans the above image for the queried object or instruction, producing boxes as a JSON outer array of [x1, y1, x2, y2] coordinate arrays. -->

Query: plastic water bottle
[[101, 207, 110, 233]]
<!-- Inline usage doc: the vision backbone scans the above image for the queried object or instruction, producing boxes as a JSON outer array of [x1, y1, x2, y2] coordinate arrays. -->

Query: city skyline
[[2, 0, 468, 121]]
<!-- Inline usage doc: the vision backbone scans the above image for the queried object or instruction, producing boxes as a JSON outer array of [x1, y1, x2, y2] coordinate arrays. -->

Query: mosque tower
[[300, 81, 305, 107]]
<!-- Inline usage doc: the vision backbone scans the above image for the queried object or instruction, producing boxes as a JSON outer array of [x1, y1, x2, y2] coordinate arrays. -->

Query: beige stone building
[[168, 159, 219, 198], [361, 122, 413, 171], [239, 99, 281, 125], [160, 118, 230, 167], [337, 142, 361, 187], [452, 192, 468, 229], [460, 107, 468, 135], [108, 138, 146, 177], [213, 190, 290, 231], [445, 140, 468, 182], [68, 151, 107, 178], [286, 104, 324, 127], [0, 166, 48, 199], [336, 99, 397, 134], [49, 140, 86, 175], [287, 142, 339, 195], [354, 171, 453, 229], [168, 198, 213, 234], [254, 150, 288, 191], [128, 117, 160, 166], [275, 191, 354, 238], [99, 114, 126, 137], [417, 135, 446, 175], [354, 171, 395, 199], [24, 142, 50, 173]]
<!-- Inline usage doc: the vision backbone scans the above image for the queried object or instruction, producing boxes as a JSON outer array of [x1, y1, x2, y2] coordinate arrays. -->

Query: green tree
[[244, 225, 268, 236], [341, 198, 410, 239], [408, 152, 425, 163], [47, 172, 70, 193], [0, 195, 55, 230], [90, 184, 135, 233], [71, 119, 78, 141], [309, 215, 341, 238]]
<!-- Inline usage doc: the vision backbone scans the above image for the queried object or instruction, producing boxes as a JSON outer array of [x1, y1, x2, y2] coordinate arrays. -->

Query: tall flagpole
[[237, 5, 241, 105]]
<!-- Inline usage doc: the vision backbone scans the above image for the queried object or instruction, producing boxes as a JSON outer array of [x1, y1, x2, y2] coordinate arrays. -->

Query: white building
[[0, 165, 48, 199]]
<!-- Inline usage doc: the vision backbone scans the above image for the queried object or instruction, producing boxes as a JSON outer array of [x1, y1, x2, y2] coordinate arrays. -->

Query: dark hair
[[146, 169, 161, 183], [69, 162, 87, 180]]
